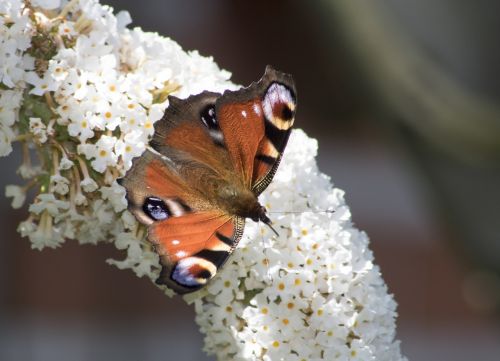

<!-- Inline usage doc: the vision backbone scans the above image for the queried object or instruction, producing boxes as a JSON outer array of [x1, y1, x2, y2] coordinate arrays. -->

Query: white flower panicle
[[0, 0, 234, 266], [192, 130, 406, 361], [1, 1, 407, 360]]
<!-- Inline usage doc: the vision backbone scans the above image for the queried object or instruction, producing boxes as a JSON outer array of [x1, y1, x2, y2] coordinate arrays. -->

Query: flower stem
[[14, 134, 33, 142]]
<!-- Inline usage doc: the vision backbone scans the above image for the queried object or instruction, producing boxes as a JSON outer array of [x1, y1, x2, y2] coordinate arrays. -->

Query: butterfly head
[[250, 204, 268, 223], [252, 205, 280, 237]]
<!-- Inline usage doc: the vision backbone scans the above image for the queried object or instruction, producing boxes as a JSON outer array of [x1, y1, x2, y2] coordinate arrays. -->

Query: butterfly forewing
[[215, 66, 296, 193], [152, 212, 245, 294], [120, 149, 245, 294]]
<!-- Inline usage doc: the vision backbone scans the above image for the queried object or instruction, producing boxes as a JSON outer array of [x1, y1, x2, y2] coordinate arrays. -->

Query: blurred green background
[[1, 1, 500, 360]]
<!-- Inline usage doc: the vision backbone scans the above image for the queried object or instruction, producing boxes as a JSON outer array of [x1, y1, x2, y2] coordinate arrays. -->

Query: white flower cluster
[[0, 0, 33, 156], [1, 0, 234, 271], [192, 130, 406, 361], [1, 1, 406, 360]]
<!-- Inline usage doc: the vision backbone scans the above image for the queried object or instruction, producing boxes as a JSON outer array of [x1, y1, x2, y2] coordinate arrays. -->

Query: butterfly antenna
[[267, 209, 335, 215]]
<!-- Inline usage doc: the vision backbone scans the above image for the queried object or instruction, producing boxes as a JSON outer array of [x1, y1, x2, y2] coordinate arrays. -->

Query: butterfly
[[118, 66, 296, 294]]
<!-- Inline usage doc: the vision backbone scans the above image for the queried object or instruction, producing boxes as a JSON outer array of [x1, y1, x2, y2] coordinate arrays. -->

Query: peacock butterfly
[[118, 66, 296, 294]]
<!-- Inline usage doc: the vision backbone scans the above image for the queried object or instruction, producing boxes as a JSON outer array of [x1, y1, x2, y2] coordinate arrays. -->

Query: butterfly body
[[119, 66, 296, 294]]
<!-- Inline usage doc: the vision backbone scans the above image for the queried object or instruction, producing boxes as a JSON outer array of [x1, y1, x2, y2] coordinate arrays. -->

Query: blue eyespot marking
[[143, 197, 170, 221]]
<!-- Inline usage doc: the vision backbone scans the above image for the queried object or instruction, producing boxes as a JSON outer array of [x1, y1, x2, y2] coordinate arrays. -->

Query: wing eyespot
[[143, 197, 170, 221], [200, 104, 225, 147], [200, 105, 218, 129], [280, 103, 295, 121], [262, 82, 296, 130]]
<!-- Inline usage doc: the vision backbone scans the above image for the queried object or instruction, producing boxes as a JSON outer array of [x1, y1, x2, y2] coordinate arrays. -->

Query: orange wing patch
[[149, 212, 231, 261], [217, 100, 265, 187]]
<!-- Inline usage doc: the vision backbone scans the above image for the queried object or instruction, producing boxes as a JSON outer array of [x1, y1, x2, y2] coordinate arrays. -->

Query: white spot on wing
[[253, 103, 261, 116], [210, 241, 231, 252], [172, 239, 180, 245], [146, 146, 174, 164], [209, 129, 224, 143], [132, 208, 154, 226], [241, 110, 247, 118], [176, 250, 187, 258], [165, 199, 184, 217]]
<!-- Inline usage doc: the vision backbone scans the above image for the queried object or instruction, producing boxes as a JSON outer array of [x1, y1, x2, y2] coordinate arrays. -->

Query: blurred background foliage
[[1, 1, 500, 360]]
